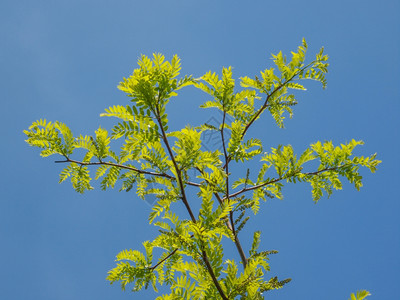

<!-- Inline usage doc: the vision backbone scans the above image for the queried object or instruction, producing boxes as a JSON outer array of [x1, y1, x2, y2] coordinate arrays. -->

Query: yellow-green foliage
[[349, 290, 371, 300], [24, 40, 380, 299]]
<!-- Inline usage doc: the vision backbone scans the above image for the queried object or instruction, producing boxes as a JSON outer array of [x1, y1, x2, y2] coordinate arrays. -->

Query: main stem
[[154, 103, 228, 300], [220, 110, 248, 269]]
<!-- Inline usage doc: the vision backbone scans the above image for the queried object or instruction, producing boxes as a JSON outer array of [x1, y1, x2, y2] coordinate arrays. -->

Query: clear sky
[[1, 1, 399, 299]]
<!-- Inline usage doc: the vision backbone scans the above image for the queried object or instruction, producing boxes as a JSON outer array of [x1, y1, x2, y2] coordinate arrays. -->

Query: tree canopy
[[24, 39, 379, 299]]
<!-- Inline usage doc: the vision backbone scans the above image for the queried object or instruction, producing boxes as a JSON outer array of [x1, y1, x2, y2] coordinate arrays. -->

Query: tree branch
[[220, 110, 248, 268], [225, 164, 348, 200], [154, 115, 196, 222], [241, 61, 314, 139], [54, 158, 201, 188], [150, 249, 178, 271], [201, 250, 228, 300], [223, 61, 315, 169], [154, 103, 228, 300]]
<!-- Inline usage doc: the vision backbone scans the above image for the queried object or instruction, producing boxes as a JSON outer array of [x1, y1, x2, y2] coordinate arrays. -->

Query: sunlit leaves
[[100, 105, 134, 121], [170, 126, 202, 169], [93, 127, 110, 159], [60, 163, 93, 193], [24, 119, 74, 157], [255, 140, 381, 202], [349, 290, 371, 300], [24, 42, 379, 299], [118, 53, 195, 113], [107, 244, 157, 292], [221, 252, 283, 299], [249, 231, 261, 256], [240, 38, 328, 129]]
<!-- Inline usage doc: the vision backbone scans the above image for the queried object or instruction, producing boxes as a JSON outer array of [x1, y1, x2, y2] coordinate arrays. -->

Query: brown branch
[[220, 111, 230, 199], [241, 61, 314, 140], [208, 179, 249, 269], [150, 249, 178, 271], [223, 61, 315, 169], [54, 158, 200, 187], [154, 104, 228, 300], [302, 165, 349, 176], [155, 115, 196, 222], [195, 168, 248, 269], [219, 110, 248, 269], [225, 164, 348, 201], [201, 250, 228, 300]]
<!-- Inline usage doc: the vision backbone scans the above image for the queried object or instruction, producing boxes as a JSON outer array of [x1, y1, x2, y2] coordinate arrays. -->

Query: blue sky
[[1, 1, 399, 299]]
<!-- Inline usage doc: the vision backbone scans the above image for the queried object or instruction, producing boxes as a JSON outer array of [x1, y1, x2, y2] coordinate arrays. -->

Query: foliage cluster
[[25, 39, 379, 299]]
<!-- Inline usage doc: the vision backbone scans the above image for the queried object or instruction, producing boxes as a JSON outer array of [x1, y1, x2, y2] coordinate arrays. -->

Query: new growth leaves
[[24, 41, 379, 299], [240, 38, 328, 128]]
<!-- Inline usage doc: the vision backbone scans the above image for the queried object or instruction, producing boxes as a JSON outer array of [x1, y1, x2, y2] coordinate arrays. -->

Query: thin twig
[[150, 249, 178, 270]]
